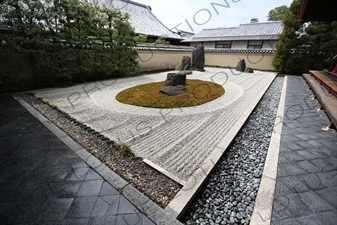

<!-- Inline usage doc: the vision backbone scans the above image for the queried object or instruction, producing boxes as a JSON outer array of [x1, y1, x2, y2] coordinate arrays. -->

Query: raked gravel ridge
[[35, 68, 276, 182]]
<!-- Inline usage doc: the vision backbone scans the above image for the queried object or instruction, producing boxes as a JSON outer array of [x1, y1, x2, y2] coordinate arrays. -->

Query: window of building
[[215, 41, 232, 49], [247, 40, 263, 49]]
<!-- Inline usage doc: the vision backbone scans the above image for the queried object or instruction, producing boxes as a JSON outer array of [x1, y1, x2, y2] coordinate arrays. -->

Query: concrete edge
[[144, 159, 187, 186], [165, 74, 277, 220], [249, 76, 288, 225], [14, 96, 184, 225]]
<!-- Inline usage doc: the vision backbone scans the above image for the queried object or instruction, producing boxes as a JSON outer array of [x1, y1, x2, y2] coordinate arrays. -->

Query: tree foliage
[[272, 0, 337, 73], [134, 34, 148, 43], [154, 36, 170, 45], [0, 0, 139, 88], [304, 21, 337, 70], [250, 18, 259, 23], [272, 0, 303, 72], [267, 5, 288, 21]]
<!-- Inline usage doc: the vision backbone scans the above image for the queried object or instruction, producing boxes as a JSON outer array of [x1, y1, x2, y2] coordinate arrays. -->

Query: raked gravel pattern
[[182, 77, 284, 225], [35, 68, 276, 182]]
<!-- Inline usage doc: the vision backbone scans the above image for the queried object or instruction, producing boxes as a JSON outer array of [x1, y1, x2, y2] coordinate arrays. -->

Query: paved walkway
[[271, 76, 337, 224], [0, 95, 155, 225], [34, 68, 276, 183]]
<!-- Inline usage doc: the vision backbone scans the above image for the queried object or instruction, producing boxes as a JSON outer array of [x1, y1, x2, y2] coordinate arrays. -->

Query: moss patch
[[116, 79, 225, 108]]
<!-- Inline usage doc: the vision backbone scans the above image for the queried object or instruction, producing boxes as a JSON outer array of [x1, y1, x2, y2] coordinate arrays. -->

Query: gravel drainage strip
[[17, 93, 182, 209], [181, 76, 284, 225]]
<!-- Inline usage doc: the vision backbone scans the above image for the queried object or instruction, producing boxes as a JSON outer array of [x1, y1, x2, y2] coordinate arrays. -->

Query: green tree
[[134, 34, 148, 43], [272, 0, 304, 72], [250, 18, 259, 23], [0, 0, 139, 87], [267, 5, 288, 21], [154, 36, 170, 45], [304, 21, 337, 70]]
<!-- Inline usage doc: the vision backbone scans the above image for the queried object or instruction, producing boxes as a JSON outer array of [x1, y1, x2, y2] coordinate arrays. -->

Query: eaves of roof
[[181, 35, 280, 42], [114, 0, 182, 40], [186, 21, 283, 42], [136, 45, 275, 54], [204, 48, 275, 54]]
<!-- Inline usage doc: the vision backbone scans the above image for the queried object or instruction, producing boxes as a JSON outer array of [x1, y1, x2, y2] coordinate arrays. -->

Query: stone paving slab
[[0, 95, 156, 225], [271, 76, 337, 224], [34, 67, 277, 183]]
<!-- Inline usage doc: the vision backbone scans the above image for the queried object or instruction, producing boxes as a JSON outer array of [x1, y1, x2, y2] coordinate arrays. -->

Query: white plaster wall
[[262, 40, 277, 50], [232, 41, 248, 49], [189, 40, 278, 50], [203, 42, 215, 48]]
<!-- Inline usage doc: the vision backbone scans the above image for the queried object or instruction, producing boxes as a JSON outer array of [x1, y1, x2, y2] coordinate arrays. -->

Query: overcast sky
[[134, 0, 293, 33]]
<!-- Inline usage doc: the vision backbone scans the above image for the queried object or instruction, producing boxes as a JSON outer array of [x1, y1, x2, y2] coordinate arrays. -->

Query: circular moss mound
[[116, 79, 225, 108]]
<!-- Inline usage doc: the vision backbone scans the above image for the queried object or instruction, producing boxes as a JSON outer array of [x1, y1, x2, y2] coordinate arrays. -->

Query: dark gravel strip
[[182, 76, 284, 225], [17, 93, 182, 208]]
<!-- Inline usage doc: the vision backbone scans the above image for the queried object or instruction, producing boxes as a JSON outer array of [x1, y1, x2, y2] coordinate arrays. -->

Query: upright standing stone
[[192, 46, 205, 70], [181, 56, 192, 70], [236, 59, 246, 72]]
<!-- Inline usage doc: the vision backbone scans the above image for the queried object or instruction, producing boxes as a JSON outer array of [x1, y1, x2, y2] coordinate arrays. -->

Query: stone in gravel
[[192, 46, 205, 70], [236, 59, 246, 72], [165, 72, 187, 86], [237, 213, 243, 220], [230, 217, 235, 223], [182, 56, 192, 70], [159, 85, 188, 96], [253, 173, 260, 178]]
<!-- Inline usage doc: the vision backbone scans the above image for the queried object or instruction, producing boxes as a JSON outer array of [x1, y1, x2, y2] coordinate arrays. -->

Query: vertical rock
[[236, 59, 246, 72], [192, 46, 205, 70], [182, 56, 192, 70]]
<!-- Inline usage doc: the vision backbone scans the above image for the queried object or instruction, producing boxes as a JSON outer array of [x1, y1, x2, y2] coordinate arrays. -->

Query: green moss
[[116, 79, 225, 108]]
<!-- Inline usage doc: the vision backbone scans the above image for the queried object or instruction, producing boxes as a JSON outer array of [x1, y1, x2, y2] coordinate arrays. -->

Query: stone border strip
[[249, 76, 288, 224], [144, 159, 187, 186], [14, 96, 183, 225], [165, 74, 277, 220]]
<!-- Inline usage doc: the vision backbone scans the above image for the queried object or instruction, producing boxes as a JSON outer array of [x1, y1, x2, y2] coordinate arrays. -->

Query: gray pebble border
[[182, 77, 284, 225]]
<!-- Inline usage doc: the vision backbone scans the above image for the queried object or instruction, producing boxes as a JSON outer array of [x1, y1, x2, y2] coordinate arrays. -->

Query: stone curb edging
[[14, 96, 183, 225], [165, 74, 277, 220], [144, 159, 187, 186], [249, 76, 288, 224]]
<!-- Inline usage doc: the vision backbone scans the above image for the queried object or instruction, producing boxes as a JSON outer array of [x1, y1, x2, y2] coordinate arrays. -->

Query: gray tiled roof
[[136, 45, 274, 54], [105, 0, 182, 39], [183, 21, 283, 42]]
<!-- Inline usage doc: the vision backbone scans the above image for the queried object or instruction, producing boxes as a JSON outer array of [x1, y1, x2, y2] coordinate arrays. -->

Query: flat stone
[[159, 85, 188, 96]]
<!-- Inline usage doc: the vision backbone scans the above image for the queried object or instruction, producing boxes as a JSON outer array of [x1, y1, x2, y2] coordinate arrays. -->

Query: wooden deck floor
[[303, 71, 337, 129]]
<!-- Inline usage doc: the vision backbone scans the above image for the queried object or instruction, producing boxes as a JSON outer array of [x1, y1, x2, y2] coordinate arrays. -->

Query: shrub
[[154, 36, 170, 45], [0, 69, 21, 89], [0, 0, 139, 88], [115, 141, 131, 156]]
